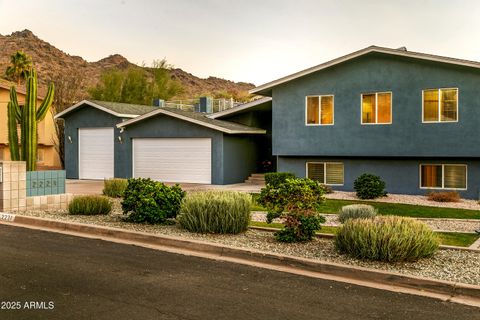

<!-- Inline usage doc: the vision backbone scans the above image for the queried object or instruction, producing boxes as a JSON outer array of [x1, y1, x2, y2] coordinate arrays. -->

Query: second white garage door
[[133, 138, 212, 184], [79, 128, 114, 180]]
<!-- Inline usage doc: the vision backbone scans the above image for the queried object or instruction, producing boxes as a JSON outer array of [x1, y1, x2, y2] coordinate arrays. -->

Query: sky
[[1, 0, 480, 85]]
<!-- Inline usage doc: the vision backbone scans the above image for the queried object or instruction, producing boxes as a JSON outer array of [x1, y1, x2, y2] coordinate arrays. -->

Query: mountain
[[0, 29, 254, 100]]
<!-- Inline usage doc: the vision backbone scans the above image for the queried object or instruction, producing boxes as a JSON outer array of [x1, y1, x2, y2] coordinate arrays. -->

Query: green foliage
[[103, 178, 128, 198], [121, 178, 185, 224], [335, 216, 439, 262], [68, 195, 112, 215], [8, 69, 54, 170], [259, 178, 326, 242], [89, 60, 183, 105], [264, 172, 296, 188], [353, 173, 387, 199], [5, 51, 32, 85], [319, 184, 333, 194], [178, 191, 251, 234], [338, 204, 377, 223], [427, 191, 460, 202]]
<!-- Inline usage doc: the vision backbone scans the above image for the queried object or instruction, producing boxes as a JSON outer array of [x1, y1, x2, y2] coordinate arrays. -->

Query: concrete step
[[244, 173, 266, 185]]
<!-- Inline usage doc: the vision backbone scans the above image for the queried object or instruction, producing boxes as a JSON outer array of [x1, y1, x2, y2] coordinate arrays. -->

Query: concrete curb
[[1, 214, 480, 306]]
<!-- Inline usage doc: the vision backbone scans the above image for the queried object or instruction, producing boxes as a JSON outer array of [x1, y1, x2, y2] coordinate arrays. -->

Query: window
[[306, 95, 334, 125], [420, 164, 466, 190], [361, 92, 392, 124], [422, 88, 458, 122], [306, 162, 344, 185]]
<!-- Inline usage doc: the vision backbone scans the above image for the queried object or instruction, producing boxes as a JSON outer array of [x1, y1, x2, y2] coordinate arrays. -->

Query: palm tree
[[5, 51, 33, 85]]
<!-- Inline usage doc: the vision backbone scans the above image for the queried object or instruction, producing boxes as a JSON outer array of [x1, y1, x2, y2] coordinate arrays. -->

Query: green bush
[[338, 204, 377, 223], [353, 173, 387, 199], [103, 178, 128, 198], [259, 178, 326, 242], [68, 195, 112, 215], [319, 184, 333, 194], [121, 178, 185, 224], [178, 191, 251, 234], [335, 216, 439, 262], [264, 172, 296, 188]]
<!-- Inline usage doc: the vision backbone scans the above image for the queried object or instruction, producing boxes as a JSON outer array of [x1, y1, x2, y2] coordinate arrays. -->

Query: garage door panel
[[79, 128, 114, 180], [133, 138, 211, 184]]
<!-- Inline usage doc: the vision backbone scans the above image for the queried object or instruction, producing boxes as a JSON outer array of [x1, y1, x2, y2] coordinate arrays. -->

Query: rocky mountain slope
[[0, 30, 254, 100]]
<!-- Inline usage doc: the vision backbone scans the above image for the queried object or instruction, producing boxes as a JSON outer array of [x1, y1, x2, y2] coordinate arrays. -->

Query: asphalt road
[[0, 224, 478, 320]]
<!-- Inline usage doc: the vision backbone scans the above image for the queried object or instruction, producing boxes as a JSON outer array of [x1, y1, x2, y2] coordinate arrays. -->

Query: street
[[0, 224, 478, 320]]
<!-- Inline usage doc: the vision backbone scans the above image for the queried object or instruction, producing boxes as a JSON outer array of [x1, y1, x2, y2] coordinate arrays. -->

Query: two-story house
[[251, 46, 480, 199], [0, 79, 61, 169]]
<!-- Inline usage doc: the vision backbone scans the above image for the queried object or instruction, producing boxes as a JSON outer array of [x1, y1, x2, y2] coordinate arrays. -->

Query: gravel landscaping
[[14, 200, 480, 286], [251, 211, 480, 233], [327, 190, 480, 210]]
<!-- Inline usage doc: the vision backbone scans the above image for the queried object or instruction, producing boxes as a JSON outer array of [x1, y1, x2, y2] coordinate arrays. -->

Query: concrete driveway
[[66, 179, 262, 195]]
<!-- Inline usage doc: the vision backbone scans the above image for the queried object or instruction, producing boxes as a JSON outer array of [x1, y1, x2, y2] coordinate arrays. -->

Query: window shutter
[[307, 163, 325, 183], [326, 163, 344, 185], [444, 165, 466, 189]]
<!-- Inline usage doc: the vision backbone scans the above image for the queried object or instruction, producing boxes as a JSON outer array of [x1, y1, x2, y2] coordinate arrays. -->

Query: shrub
[[68, 195, 112, 215], [178, 191, 251, 234], [353, 173, 387, 199], [338, 204, 377, 223], [319, 184, 333, 194], [264, 172, 296, 188], [103, 178, 128, 198], [335, 216, 439, 262], [259, 178, 326, 242], [427, 191, 460, 203], [121, 178, 185, 224]]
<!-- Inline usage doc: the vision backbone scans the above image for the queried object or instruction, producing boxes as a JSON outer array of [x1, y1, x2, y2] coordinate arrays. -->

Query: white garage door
[[79, 128, 114, 180], [133, 138, 212, 184]]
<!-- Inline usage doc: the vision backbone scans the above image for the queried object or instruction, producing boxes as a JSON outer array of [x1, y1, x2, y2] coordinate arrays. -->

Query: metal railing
[[164, 98, 242, 113]]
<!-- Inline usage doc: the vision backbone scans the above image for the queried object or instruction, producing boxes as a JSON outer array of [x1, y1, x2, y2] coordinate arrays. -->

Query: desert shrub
[[335, 216, 439, 262], [264, 172, 296, 188], [338, 204, 377, 223], [178, 191, 251, 234], [427, 191, 460, 203], [121, 178, 185, 224], [103, 178, 128, 198], [259, 178, 326, 242], [68, 195, 112, 215], [353, 173, 387, 199], [319, 184, 333, 194]]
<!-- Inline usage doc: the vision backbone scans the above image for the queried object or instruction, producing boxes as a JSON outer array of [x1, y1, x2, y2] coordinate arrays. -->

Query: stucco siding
[[222, 135, 258, 184], [278, 156, 480, 199], [272, 53, 480, 157]]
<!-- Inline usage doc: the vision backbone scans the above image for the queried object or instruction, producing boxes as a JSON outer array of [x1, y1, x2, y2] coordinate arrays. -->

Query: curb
[[1, 214, 480, 307]]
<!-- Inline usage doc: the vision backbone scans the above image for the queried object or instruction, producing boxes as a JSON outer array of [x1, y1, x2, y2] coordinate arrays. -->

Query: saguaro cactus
[[8, 69, 54, 171]]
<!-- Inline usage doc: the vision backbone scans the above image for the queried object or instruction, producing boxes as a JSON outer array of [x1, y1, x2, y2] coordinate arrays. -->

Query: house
[[251, 45, 480, 199], [55, 98, 272, 184], [0, 79, 61, 169]]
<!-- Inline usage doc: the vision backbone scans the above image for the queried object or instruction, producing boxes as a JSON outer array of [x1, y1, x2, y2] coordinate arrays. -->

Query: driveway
[[0, 224, 478, 320], [66, 179, 262, 195]]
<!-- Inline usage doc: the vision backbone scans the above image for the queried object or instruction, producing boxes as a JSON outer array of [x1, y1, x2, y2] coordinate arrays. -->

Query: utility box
[[199, 97, 213, 113]]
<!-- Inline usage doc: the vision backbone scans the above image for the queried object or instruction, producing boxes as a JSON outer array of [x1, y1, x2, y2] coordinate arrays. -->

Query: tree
[[5, 51, 33, 85], [50, 70, 86, 168], [88, 60, 183, 105]]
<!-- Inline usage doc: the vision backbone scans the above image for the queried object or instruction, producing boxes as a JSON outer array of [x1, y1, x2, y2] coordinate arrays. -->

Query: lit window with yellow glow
[[422, 88, 458, 122], [361, 92, 392, 124], [306, 95, 334, 125], [420, 164, 466, 190]]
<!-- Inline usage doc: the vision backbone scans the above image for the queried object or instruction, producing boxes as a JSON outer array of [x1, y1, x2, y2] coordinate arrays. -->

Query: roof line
[[250, 46, 480, 95], [116, 108, 266, 134], [207, 97, 272, 119], [54, 100, 139, 119]]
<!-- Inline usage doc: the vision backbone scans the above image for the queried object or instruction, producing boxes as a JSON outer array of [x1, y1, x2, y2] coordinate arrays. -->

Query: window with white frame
[[306, 95, 334, 125], [423, 88, 458, 122], [420, 164, 466, 190], [361, 92, 392, 124], [306, 162, 344, 185]]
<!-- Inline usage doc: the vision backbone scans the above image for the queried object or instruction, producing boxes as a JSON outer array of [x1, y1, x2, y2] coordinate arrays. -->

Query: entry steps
[[244, 173, 265, 185]]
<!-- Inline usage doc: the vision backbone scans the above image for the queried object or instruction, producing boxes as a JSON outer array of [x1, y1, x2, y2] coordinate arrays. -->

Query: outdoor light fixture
[[68, 136, 72, 143], [118, 136, 123, 144]]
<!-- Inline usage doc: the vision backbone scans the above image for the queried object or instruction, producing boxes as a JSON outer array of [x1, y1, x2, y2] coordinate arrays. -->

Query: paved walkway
[[66, 179, 262, 195]]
